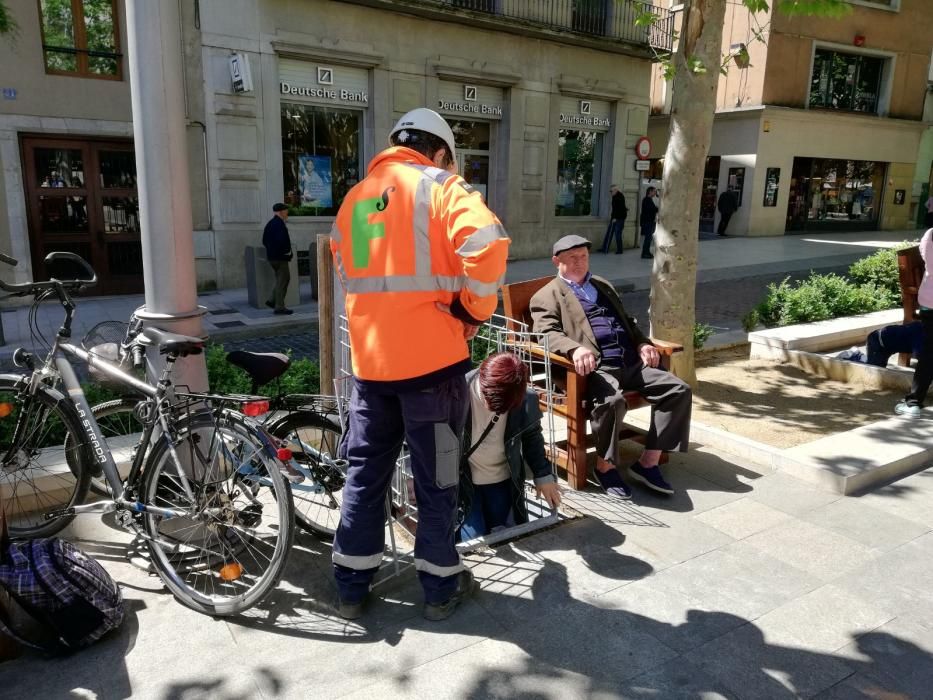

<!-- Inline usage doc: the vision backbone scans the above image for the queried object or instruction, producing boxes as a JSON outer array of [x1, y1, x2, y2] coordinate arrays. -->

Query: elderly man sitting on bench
[[529, 234, 692, 498]]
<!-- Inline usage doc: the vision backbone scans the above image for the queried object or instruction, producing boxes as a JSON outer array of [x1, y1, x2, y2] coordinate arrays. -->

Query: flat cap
[[552, 234, 592, 256], [272, 202, 288, 212]]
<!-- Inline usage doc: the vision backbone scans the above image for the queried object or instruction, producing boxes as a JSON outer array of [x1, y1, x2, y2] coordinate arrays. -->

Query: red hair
[[478, 352, 529, 414]]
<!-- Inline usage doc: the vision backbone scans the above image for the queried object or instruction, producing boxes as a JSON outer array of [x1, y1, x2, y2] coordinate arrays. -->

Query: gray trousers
[[268, 260, 290, 310], [587, 363, 692, 465]]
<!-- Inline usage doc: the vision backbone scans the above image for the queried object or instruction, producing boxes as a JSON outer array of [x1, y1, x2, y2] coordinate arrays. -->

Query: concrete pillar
[[125, 0, 207, 389]]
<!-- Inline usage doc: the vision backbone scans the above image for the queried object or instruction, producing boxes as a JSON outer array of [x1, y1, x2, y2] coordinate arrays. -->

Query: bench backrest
[[897, 245, 923, 323], [501, 276, 553, 332]]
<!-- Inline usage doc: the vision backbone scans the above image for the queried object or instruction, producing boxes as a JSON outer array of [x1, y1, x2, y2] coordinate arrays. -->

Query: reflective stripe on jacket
[[332, 146, 510, 382]]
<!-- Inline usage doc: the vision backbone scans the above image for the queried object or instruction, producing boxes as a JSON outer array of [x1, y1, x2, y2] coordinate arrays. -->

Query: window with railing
[[38, 0, 122, 79], [809, 48, 885, 114], [409, 0, 673, 52]]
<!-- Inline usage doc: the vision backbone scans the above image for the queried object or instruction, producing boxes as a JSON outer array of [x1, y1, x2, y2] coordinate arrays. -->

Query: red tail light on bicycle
[[276, 447, 293, 462], [241, 400, 270, 417], [0, 402, 13, 418]]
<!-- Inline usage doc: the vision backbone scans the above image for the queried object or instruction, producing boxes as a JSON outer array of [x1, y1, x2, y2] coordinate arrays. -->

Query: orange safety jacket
[[331, 146, 510, 383]]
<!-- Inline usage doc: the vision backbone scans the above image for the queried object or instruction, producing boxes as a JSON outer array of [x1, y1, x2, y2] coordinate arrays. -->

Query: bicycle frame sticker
[[56, 357, 123, 494]]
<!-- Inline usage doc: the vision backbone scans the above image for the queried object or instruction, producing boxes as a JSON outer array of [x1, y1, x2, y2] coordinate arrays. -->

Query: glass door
[[22, 137, 141, 294], [457, 151, 490, 202]]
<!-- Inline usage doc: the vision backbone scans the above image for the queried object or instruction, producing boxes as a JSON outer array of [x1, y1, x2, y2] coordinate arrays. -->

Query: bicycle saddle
[[226, 350, 290, 387], [138, 327, 205, 356]]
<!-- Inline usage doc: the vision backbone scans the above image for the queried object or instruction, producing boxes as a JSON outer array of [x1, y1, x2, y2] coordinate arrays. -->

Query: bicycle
[[0, 251, 295, 616], [90, 348, 347, 540]]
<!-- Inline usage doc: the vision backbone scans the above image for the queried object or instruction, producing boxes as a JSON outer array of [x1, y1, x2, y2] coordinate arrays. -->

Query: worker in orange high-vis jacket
[[330, 108, 510, 622]]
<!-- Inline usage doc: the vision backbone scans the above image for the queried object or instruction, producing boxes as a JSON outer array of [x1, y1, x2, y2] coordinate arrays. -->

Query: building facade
[[0, 0, 672, 294], [647, 0, 933, 237]]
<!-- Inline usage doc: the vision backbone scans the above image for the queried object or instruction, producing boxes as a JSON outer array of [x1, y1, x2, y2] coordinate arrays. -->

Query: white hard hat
[[390, 108, 457, 162]]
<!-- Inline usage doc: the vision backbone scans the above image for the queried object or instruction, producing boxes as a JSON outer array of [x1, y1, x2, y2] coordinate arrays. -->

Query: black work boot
[[423, 570, 476, 622]]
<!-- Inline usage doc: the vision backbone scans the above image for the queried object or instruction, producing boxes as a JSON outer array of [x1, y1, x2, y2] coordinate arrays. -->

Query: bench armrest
[[649, 338, 684, 355]]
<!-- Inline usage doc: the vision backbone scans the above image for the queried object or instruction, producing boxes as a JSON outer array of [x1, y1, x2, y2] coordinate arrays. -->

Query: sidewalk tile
[[747, 471, 842, 516], [754, 583, 896, 654], [740, 519, 878, 582], [685, 623, 857, 699], [834, 532, 933, 617], [694, 497, 793, 540], [801, 497, 930, 552], [597, 579, 746, 653], [648, 543, 821, 621], [341, 638, 594, 700]]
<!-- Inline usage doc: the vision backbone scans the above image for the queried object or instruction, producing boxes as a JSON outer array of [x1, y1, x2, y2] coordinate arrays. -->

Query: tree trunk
[[649, 0, 727, 387]]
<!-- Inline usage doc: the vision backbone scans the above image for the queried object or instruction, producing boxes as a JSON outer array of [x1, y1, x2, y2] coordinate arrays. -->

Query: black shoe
[[615, 251, 623, 255], [274, 308, 294, 315], [265, 300, 275, 309], [336, 597, 365, 620], [628, 462, 674, 495], [595, 467, 632, 499], [424, 570, 475, 622], [641, 254, 654, 259]]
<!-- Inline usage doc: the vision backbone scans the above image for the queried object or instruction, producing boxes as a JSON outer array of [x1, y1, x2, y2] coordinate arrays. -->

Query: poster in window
[[763, 167, 780, 207], [894, 189, 906, 206], [727, 167, 745, 207], [299, 155, 333, 208]]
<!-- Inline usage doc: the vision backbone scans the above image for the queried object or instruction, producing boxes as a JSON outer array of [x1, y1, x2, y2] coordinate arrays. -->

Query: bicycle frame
[[50, 344, 191, 520]]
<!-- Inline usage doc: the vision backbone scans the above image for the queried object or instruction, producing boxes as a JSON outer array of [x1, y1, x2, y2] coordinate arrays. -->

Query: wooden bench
[[501, 276, 683, 490], [896, 245, 923, 367]]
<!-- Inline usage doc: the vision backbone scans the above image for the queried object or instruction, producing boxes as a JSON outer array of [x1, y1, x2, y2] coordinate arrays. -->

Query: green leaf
[[742, 0, 771, 11], [0, 0, 17, 35], [775, 0, 851, 17], [662, 62, 676, 81], [687, 56, 707, 74], [634, 11, 657, 28]]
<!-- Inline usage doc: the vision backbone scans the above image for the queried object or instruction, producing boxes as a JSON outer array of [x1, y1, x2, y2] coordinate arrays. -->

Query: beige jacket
[[529, 275, 651, 362]]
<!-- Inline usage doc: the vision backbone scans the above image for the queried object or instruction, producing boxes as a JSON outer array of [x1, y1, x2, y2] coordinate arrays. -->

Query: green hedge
[[750, 273, 899, 329], [0, 345, 321, 448], [748, 245, 912, 329]]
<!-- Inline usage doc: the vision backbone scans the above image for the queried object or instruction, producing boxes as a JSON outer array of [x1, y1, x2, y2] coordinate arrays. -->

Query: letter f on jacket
[[331, 146, 510, 382]]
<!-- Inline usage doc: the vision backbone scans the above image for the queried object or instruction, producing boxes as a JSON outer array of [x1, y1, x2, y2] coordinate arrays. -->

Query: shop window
[[281, 103, 362, 217], [809, 48, 885, 114], [786, 157, 885, 231], [555, 130, 603, 217], [39, 0, 121, 79]]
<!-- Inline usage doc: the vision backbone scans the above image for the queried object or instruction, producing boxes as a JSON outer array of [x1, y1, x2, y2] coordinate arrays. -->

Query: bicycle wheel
[[267, 410, 345, 539], [140, 410, 294, 616], [0, 375, 90, 538], [83, 398, 147, 496]]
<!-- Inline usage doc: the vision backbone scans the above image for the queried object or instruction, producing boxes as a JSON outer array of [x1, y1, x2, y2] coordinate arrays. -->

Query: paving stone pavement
[[2, 447, 931, 699]]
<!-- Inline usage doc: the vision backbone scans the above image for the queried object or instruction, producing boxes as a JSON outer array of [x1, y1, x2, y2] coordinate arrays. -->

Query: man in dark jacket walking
[[600, 184, 628, 254], [640, 187, 659, 259], [263, 202, 293, 315], [717, 190, 738, 237]]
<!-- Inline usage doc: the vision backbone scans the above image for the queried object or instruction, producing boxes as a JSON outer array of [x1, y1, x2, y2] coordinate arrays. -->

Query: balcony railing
[[393, 1, 675, 54]]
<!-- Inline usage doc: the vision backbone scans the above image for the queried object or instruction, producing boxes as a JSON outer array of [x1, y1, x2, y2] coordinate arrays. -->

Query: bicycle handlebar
[[0, 252, 17, 267], [0, 251, 97, 297]]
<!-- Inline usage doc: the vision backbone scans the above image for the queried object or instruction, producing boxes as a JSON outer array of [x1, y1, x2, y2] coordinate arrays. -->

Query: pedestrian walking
[[600, 184, 627, 254], [925, 193, 933, 228], [330, 107, 510, 622], [640, 187, 659, 259], [262, 202, 293, 315], [717, 190, 737, 236]]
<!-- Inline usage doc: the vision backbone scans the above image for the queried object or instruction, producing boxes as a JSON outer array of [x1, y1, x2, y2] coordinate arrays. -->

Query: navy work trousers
[[333, 373, 468, 605]]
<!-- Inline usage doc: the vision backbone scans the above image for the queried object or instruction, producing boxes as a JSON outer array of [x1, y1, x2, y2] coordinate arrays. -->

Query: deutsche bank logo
[[580, 100, 591, 115], [317, 67, 333, 85], [464, 85, 477, 102]]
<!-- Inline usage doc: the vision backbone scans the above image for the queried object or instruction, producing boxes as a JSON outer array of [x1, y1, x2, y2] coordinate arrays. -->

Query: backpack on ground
[[0, 510, 125, 652]]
